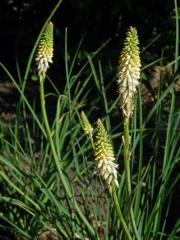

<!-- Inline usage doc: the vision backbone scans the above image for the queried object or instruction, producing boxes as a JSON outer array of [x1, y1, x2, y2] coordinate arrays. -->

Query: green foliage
[[0, 1, 179, 240]]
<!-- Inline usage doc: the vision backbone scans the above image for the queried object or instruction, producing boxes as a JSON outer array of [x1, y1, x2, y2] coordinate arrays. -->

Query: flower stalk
[[117, 27, 141, 240], [37, 22, 96, 237], [93, 119, 132, 240], [112, 182, 132, 240]]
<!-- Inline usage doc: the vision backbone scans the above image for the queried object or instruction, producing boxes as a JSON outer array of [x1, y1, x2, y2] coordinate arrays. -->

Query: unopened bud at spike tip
[[81, 111, 93, 137]]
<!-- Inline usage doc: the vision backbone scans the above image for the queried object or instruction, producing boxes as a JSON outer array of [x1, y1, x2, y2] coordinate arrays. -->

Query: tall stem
[[124, 118, 131, 195], [39, 77, 72, 197], [134, 89, 143, 218], [124, 118, 141, 240], [39, 77, 95, 237], [112, 183, 132, 240]]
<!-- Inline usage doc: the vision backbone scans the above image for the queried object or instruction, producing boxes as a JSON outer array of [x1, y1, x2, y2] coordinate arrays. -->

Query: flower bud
[[81, 111, 93, 137]]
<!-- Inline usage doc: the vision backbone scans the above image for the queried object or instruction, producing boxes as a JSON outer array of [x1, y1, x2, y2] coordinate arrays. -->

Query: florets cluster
[[94, 119, 119, 191], [117, 26, 141, 118], [36, 22, 54, 79]]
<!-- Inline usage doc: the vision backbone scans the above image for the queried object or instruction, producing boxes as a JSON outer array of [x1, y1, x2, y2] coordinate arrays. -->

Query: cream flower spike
[[117, 26, 141, 118], [36, 22, 54, 79], [94, 119, 119, 191]]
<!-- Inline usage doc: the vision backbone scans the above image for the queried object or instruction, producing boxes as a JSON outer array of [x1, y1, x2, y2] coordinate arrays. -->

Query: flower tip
[[81, 111, 93, 136], [36, 21, 54, 79], [117, 26, 141, 118]]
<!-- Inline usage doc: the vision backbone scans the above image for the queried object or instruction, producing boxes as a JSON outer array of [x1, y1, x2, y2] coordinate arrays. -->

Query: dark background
[[0, 0, 179, 236], [0, 0, 175, 75], [0, 0, 177, 125]]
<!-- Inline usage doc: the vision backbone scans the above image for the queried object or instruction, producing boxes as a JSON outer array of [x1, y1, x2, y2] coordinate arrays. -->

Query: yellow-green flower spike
[[94, 119, 119, 191], [36, 22, 54, 79], [117, 26, 141, 118], [81, 111, 93, 137]]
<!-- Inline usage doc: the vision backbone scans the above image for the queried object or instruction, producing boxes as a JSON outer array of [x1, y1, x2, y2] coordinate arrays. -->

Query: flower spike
[[81, 111, 93, 137], [36, 22, 54, 79], [117, 26, 141, 118], [94, 119, 119, 191]]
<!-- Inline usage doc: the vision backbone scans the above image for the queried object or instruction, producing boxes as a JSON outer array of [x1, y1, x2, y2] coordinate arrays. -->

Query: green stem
[[39, 77, 72, 198], [39, 77, 96, 237], [124, 118, 141, 240], [112, 183, 132, 240], [134, 89, 143, 218], [124, 118, 131, 194], [89, 133, 95, 150]]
